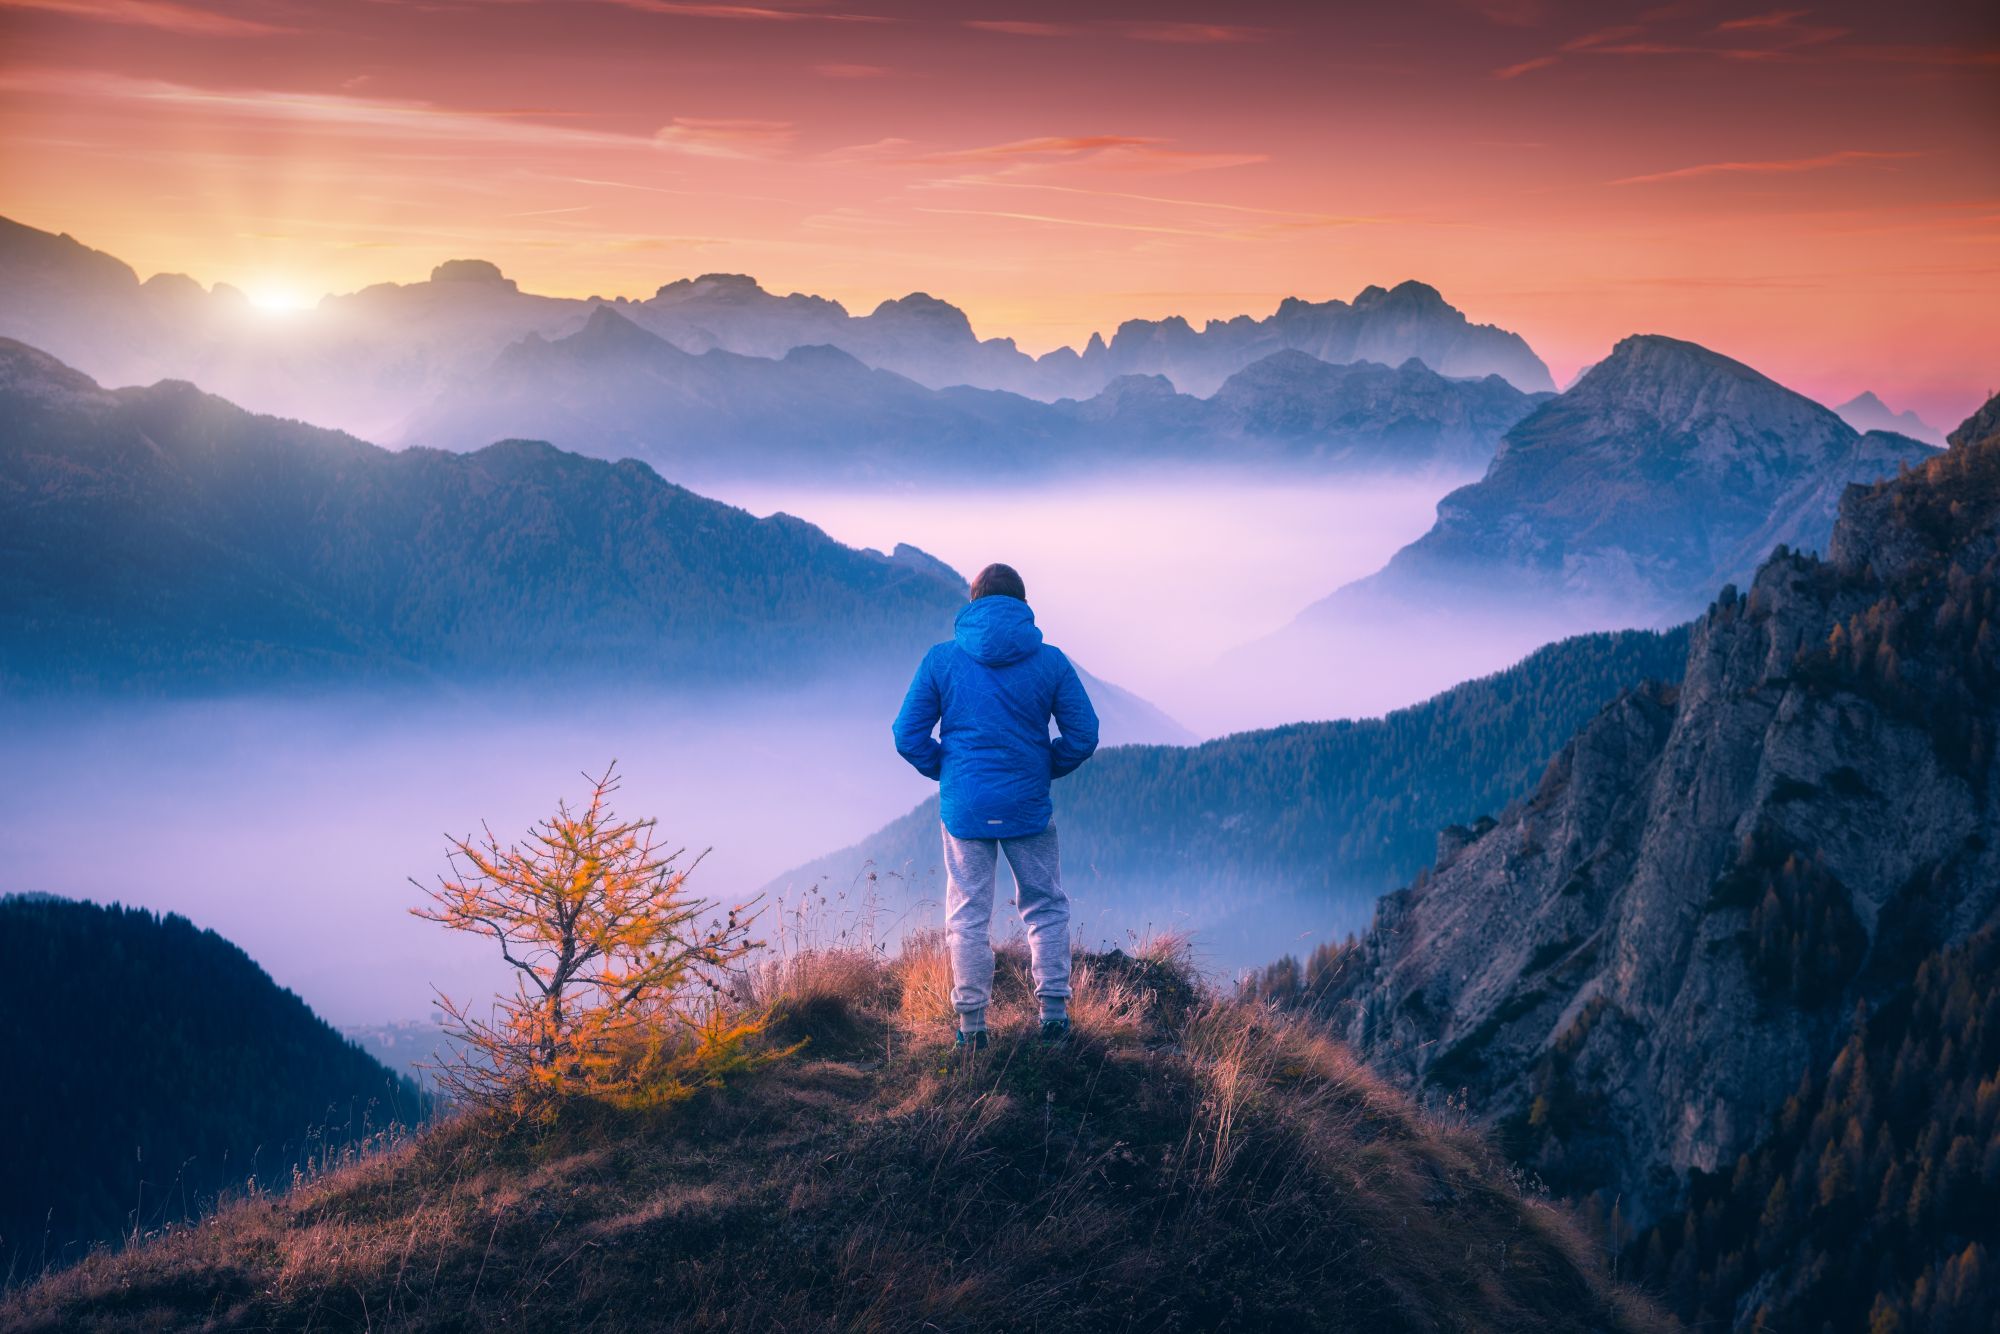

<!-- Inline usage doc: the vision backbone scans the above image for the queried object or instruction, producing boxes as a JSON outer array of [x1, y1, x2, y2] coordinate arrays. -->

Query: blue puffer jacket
[[892, 596, 1100, 840]]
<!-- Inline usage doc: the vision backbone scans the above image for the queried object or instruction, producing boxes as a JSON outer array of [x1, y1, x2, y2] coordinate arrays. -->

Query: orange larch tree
[[412, 763, 769, 1115]]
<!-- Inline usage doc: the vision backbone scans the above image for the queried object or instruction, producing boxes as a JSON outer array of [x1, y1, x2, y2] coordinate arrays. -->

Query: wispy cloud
[[591, 0, 886, 21], [653, 117, 795, 158], [0, 68, 651, 148], [963, 18, 1068, 37], [1493, 54, 1559, 78], [1495, 7, 1878, 77], [1109, 21, 1269, 44], [0, 67, 804, 164], [1714, 9, 1809, 32], [962, 17, 1271, 43], [814, 62, 888, 78], [1611, 148, 1923, 185], [0, 0, 288, 36], [831, 133, 1266, 175]]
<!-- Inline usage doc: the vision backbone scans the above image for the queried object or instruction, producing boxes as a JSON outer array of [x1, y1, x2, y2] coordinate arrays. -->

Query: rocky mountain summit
[[1088, 280, 1555, 397], [1322, 333, 1938, 623], [1303, 392, 2000, 1259]]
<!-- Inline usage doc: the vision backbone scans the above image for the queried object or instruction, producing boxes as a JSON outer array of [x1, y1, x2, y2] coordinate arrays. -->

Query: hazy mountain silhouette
[[406, 305, 1546, 482], [0, 339, 1189, 742], [0, 215, 1554, 453], [0, 338, 965, 691], [1834, 389, 1944, 445]]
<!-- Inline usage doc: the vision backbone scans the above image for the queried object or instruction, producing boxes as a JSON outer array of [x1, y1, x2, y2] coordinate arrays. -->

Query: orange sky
[[2, 0, 1996, 426]]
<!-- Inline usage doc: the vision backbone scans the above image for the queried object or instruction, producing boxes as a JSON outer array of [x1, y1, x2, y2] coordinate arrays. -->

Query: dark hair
[[969, 563, 1026, 602]]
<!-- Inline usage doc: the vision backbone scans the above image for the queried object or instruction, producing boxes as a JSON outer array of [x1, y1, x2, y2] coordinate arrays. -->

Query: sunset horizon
[[4, 0, 1995, 426]]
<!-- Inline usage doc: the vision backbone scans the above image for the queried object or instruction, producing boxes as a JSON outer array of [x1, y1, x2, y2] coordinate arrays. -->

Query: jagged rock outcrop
[[1318, 394, 2000, 1231], [1081, 280, 1554, 397]]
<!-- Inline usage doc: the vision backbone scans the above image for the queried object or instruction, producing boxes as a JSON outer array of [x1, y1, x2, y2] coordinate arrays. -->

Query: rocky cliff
[[1313, 392, 2000, 1233]]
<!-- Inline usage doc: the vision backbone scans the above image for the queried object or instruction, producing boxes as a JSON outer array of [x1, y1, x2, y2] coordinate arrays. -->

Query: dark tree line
[[0, 896, 423, 1281]]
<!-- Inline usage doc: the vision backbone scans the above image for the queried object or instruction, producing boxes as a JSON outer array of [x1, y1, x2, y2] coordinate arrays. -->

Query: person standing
[[892, 563, 1099, 1048]]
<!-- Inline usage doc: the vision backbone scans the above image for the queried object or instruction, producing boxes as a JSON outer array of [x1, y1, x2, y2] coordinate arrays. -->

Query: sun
[[244, 283, 318, 315]]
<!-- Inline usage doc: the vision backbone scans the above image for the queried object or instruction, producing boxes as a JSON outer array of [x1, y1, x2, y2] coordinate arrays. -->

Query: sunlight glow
[[244, 284, 318, 314]]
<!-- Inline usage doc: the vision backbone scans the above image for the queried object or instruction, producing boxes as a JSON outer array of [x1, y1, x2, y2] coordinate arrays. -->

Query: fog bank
[[710, 469, 1473, 734]]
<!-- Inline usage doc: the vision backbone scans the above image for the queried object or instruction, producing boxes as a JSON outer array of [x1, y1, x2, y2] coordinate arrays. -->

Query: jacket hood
[[953, 595, 1043, 667]]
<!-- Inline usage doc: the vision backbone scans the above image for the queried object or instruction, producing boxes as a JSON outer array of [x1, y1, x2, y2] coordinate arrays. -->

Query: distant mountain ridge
[[0, 338, 964, 691], [1835, 389, 1944, 445], [405, 304, 1547, 482], [0, 338, 1189, 743], [0, 215, 1554, 455]]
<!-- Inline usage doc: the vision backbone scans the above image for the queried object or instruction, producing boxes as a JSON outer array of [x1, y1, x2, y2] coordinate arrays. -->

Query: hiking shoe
[[955, 1029, 989, 1051], [1039, 1018, 1070, 1044]]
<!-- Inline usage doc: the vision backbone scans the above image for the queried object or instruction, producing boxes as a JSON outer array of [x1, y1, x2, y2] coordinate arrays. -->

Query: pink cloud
[[653, 117, 796, 158], [1493, 54, 1560, 78], [0, 0, 287, 36], [1610, 148, 1922, 185]]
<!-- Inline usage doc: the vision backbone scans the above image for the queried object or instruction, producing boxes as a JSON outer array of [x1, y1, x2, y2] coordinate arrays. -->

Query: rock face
[[1318, 394, 2000, 1230], [1324, 334, 1938, 623]]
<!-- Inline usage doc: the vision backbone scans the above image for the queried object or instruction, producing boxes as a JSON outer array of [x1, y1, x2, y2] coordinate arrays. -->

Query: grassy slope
[[4, 941, 1668, 1333]]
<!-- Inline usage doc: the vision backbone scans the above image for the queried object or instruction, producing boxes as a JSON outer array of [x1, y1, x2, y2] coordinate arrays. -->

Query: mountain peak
[[1835, 389, 1943, 445], [429, 258, 516, 291], [779, 342, 868, 372], [651, 272, 769, 303], [867, 292, 973, 332], [1355, 280, 1448, 311], [562, 304, 674, 357], [1573, 333, 1799, 413]]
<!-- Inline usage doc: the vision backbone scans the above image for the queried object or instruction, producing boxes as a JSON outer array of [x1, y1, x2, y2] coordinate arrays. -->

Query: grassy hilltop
[[5, 936, 1665, 1333]]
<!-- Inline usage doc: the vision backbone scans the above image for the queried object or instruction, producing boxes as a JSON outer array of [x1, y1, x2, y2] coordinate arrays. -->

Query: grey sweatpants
[[942, 822, 1070, 1031]]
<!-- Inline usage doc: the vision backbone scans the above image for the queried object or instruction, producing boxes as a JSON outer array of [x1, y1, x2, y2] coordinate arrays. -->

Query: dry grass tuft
[[4, 938, 1672, 1334]]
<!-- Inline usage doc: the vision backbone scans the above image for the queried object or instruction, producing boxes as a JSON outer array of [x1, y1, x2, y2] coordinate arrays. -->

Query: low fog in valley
[[0, 467, 1674, 1028], [0, 688, 937, 1027], [713, 469, 1500, 734]]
